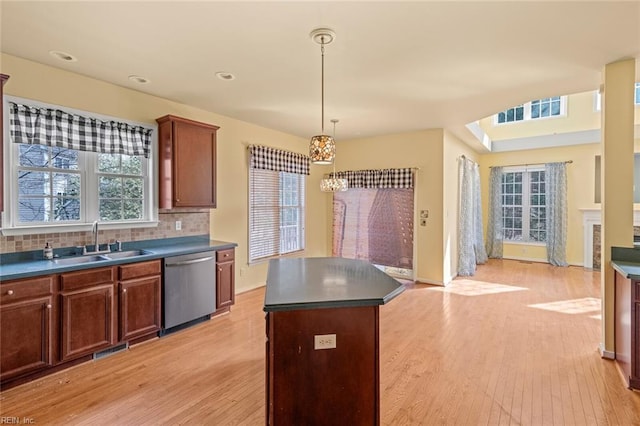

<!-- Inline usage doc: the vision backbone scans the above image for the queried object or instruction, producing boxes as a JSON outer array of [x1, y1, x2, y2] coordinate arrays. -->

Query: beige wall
[[479, 142, 601, 266], [335, 129, 447, 284], [0, 53, 328, 293]]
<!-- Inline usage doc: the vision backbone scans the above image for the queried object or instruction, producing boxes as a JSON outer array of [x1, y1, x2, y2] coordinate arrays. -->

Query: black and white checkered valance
[[9, 102, 153, 158], [249, 145, 310, 175], [330, 168, 414, 189]]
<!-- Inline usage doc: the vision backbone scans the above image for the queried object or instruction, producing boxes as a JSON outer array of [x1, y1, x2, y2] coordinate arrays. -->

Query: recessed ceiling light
[[215, 72, 235, 81], [128, 75, 150, 84], [49, 50, 77, 62]]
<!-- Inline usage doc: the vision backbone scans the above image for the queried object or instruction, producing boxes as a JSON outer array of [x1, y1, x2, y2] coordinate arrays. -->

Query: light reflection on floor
[[428, 279, 528, 296], [528, 297, 601, 315]]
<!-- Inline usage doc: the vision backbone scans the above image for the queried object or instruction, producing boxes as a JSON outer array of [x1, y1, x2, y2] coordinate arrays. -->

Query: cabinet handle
[[7, 290, 14, 296], [46, 304, 52, 309]]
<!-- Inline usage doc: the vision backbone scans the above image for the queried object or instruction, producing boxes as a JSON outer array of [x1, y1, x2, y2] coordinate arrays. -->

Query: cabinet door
[[119, 276, 161, 341], [216, 261, 235, 310], [60, 285, 115, 362], [0, 296, 53, 380], [173, 120, 217, 207]]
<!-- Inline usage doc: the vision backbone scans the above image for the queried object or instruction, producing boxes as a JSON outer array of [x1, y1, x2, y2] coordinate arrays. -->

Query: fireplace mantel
[[580, 208, 640, 268]]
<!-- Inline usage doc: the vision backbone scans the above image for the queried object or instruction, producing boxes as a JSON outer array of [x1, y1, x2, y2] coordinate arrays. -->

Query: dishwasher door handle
[[165, 256, 215, 267]]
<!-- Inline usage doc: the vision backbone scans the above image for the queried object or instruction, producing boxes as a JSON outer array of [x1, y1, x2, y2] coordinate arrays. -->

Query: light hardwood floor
[[1, 259, 639, 425]]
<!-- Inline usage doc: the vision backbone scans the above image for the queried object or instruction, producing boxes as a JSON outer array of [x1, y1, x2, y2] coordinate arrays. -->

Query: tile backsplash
[[0, 209, 210, 254]]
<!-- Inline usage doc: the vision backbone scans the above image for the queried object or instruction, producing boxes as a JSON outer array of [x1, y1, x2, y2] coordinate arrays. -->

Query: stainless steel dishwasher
[[162, 251, 216, 331]]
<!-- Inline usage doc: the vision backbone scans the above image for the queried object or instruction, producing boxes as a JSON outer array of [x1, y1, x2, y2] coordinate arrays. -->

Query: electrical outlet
[[314, 334, 336, 350], [175, 220, 182, 231]]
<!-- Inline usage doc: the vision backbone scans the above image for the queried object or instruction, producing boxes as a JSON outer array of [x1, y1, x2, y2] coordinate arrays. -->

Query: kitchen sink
[[105, 249, 150, 259], [52, 250, 150, 265], [53, 255, 110, 265]]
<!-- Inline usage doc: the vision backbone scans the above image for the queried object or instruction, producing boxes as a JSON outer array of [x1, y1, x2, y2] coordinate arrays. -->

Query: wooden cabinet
[[266, 306, 380, 425], [59, 267, 116, 362], [0, 276, 54, 381], [614, 271, 640, 390], [1, 73, 9, 213], [118, 260, 161, 341], [216, 248, 235, 311], [156, 115, 219, 209]]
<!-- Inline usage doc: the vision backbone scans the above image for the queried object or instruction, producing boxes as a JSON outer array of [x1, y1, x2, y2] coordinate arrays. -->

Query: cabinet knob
[[46, 304, 52, 309], [7, 290, 14, 296], [123, 289, 127, 293], [219, 268, 222, 272], [224, 253, 229, 257]]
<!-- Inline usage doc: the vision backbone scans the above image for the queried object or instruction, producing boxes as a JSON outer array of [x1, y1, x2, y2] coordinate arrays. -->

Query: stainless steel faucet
[[86, 220, 110, 254]]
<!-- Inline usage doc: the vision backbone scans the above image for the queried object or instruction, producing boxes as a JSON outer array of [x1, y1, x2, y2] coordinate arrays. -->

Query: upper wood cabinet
[[156, 115, 219, 209], [1, 73, 10, 213]]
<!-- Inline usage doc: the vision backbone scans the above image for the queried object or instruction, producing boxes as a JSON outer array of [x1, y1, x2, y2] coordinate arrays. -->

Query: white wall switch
[[175, 220, 182, 231], [314, 334, 337, 350]]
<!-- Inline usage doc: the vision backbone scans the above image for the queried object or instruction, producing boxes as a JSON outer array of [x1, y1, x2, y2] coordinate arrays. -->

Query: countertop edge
[[0, 239, 237, 281], [611, 260, 640, 280]]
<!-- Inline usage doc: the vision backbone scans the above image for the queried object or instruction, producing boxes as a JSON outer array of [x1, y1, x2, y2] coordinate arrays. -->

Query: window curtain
[[486, 166, 504, 258], [249, 144, 310, 175], [332, 168, 414, 271], [248, 145, 309, 262], [457, 157, 487, 276], [330, 168, 414, 189], [545, 162, 568, 267], [9, 102, 153, 158]]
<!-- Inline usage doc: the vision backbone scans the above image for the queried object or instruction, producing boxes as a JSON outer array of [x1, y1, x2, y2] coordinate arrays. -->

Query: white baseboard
[[599, 342, 615, 360], [502, 256, 584, 267], [416, 277, 445, 286]]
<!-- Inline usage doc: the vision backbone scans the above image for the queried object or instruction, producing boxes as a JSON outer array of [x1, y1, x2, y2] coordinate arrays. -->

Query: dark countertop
[[264, 257, 405, 312], [611, 246, 640, 280], [0, 235, 237, 281]]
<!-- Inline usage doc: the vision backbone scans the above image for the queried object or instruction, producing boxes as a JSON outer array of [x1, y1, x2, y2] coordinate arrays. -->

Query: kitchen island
[[264, 257, 405, 426]]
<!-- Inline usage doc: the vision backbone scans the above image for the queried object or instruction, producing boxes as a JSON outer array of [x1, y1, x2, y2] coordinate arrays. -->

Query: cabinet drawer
[[119, 260, 161, 281], [1, 276, 54, 304], [60, 267, 115, 291], [216, 249, 235, 262]]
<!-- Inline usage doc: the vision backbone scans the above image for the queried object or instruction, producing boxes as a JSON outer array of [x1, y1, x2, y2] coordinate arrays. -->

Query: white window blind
[[247, 145, 308, 263]]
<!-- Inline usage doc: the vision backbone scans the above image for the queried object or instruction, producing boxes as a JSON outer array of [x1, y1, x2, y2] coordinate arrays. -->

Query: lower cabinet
[[118, 260, 162, 341], [216, 248, 235, 310], [59, 267, 116, 362], [0, 276, 54, 381], [614, 270, 640, 390]]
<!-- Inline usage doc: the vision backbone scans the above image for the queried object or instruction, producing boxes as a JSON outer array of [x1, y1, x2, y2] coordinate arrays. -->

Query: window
[[248, 168, 305, 262], [4, 96, 156, 234], [496, 96, 566, 124], [501, 168, 546, 242], [247, 145, 309, 263]]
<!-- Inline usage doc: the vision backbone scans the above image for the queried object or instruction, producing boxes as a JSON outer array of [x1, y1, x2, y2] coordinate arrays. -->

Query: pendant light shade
[[310, 134, 335, 165], [320, 119, 348, 192], [309, 28, 336, 165], [320, 176, 348, 192]]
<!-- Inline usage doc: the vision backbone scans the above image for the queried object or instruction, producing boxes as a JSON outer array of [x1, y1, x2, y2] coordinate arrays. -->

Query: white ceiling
[[1, 1, 639, 144]]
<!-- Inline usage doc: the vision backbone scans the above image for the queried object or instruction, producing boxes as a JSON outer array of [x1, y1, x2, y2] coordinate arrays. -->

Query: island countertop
[[264, 257, 405, 312]]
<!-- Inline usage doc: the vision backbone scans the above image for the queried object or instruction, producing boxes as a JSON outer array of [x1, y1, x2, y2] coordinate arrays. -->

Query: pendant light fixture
[[309, 28, 336, 165], [320, 119, 348, 192]]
